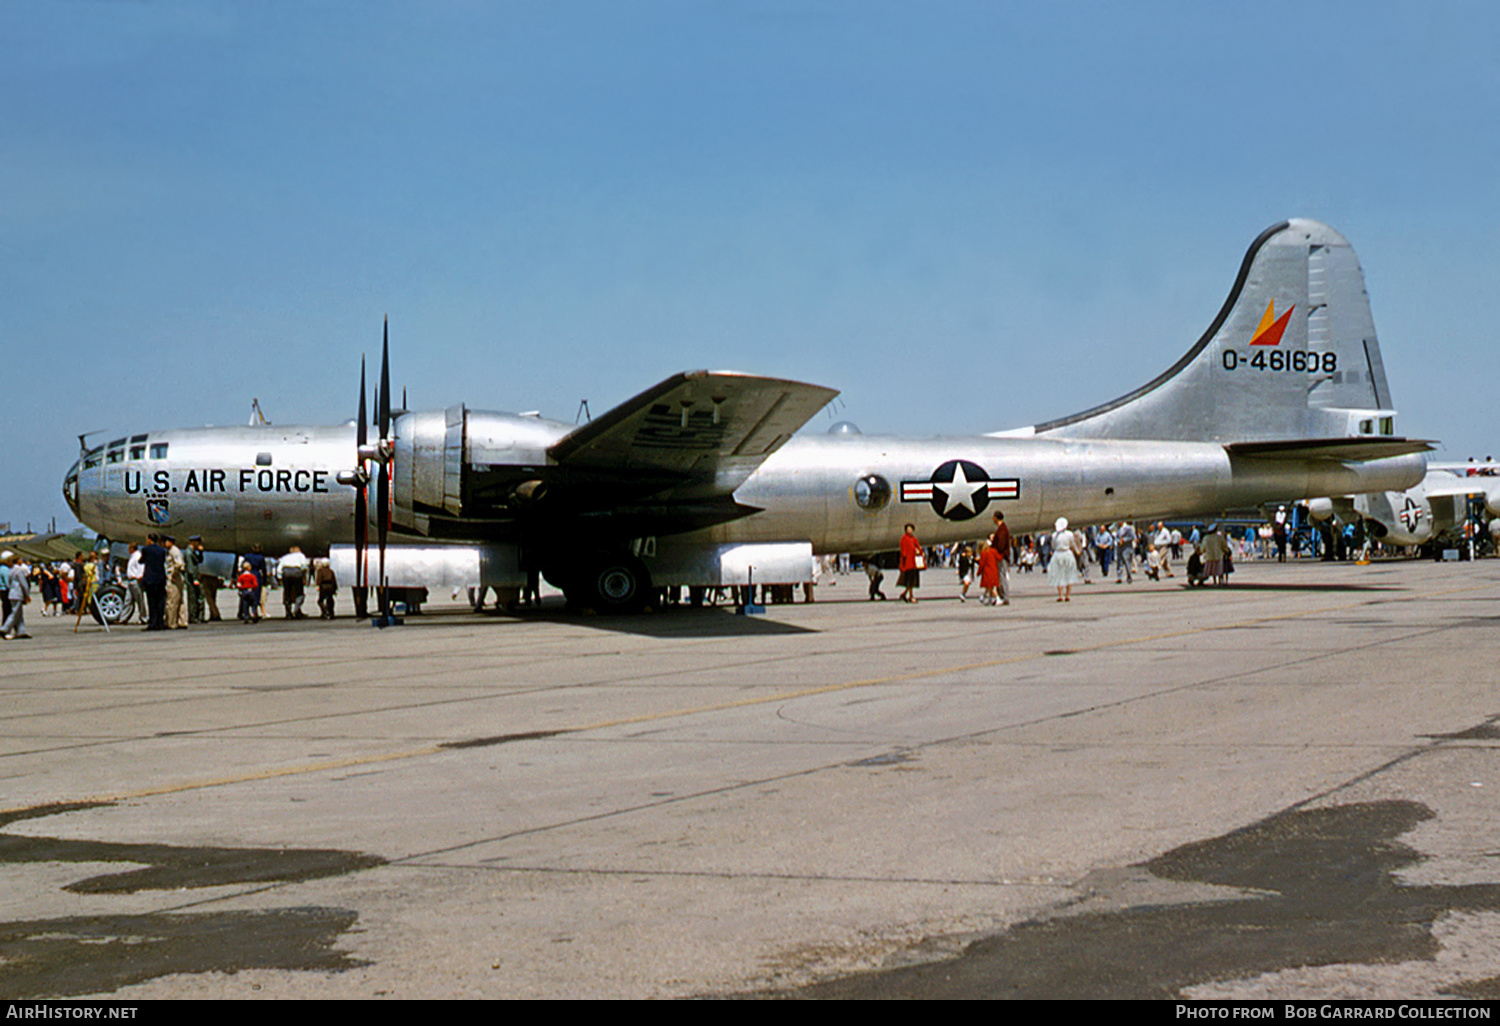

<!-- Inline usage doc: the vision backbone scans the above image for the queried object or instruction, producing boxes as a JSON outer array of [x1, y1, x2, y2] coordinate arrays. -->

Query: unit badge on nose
[[146, 499, 171, 525], [900, 460, 1019, 521]]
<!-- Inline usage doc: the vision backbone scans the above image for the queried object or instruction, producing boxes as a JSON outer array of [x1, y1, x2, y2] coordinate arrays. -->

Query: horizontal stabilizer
[[1419, 480, 1499, 500], [1225, 437, 1434, 462]]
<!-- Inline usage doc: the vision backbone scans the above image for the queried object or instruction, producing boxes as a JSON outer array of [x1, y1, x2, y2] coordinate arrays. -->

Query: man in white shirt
[[280, 545, 311, 619], [125, 543, 145, 624], [1153, 523, 1175, 577]]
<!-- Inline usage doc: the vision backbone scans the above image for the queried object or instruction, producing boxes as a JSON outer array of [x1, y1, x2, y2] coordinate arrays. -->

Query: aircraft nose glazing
[[63, 459, 81, 519]]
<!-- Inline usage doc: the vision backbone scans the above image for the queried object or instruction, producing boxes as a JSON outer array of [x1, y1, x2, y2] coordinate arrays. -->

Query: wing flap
[[548, 371, 838, 498]]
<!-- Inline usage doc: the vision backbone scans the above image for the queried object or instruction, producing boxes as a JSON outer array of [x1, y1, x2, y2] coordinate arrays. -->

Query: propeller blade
[[355, 356, 369, 593], [377, 462, 389, 618], [377, 317, 391, 618], [379, 316, 391, 442], [357, 357, 368, 448]]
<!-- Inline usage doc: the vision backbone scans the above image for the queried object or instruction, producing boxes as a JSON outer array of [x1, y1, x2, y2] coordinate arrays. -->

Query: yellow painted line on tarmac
[[89, 747, 450, 805], [6, 575, 1492, 815]]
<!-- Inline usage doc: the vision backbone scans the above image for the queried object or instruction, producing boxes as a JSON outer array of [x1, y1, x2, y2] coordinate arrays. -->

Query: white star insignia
[[934, 463, 986, 516]]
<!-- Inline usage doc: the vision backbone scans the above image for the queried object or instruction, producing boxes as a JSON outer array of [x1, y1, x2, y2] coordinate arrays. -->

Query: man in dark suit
[[140, 534, 168, 631]]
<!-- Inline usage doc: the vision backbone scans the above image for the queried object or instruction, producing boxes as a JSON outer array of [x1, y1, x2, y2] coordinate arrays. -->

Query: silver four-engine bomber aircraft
[[65, 219, 1430, 611]]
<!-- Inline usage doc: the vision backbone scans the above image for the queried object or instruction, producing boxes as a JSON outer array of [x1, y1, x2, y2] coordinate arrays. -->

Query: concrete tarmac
[[2, 557, 1498, 999]]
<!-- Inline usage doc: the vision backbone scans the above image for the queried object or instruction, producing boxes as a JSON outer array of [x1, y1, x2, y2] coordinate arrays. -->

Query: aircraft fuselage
[[67, 417, 1425, 557]]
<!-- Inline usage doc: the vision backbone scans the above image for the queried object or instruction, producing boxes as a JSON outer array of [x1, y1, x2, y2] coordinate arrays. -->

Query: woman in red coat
[[898, 523, 924, 603], [978, 541, 1001, 605]]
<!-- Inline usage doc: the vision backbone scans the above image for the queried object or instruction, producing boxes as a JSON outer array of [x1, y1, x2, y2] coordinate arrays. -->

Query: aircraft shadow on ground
[[484, 604, 819, 638]]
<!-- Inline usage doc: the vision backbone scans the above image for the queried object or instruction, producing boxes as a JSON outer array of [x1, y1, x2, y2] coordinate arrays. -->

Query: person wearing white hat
[[1047, 517, 1083, 602]]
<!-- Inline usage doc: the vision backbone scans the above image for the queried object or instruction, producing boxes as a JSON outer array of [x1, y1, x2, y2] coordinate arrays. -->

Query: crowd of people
[[0, 547, 123, 639], [0, 503, 1421, 637], [865, 512, 1307, 608], [0, 535, 343, 638]]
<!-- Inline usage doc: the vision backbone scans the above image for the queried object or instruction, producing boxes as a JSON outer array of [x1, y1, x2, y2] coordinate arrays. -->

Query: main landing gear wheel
[[564, 554, 651, 613]]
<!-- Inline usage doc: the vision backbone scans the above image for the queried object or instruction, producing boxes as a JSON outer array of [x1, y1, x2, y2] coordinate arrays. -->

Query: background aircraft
[[1310, 464, 1500, 551], [66, 218, 1428, 612]]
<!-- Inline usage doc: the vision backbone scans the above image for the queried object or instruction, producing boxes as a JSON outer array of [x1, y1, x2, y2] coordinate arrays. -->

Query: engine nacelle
[[389, 406, 566, 533]]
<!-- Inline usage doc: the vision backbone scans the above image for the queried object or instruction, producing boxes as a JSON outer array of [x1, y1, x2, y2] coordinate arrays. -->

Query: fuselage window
[[150, 443, 169, 459], [256, 452, 273, 466], [1379, 416, 1394, 435]]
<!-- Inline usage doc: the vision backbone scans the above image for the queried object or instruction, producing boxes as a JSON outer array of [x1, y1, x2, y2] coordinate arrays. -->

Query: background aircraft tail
[[1020, 219, 1397, 444]]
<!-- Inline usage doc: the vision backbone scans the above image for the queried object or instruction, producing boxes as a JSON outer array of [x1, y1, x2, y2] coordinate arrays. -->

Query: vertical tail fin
[[1021, 219, 1396, 443]]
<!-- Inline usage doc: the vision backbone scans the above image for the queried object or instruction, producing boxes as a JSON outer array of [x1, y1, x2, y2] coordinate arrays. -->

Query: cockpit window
[[129, 446, 146, 460], [130, 434, 148, 444], [63, 461, 80, 516], [106, 449, 124, 464], [150, 443, 169, 459]]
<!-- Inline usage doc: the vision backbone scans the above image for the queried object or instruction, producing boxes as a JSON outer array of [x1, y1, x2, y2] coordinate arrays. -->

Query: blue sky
[[4, 1, 1498, 532]]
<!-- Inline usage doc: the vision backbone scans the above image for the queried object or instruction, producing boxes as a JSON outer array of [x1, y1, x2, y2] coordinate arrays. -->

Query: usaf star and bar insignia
[[900, 460, 1020, 521]]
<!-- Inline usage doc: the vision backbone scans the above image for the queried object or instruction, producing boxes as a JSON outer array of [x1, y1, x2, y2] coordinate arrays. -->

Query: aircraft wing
[[548, 371, 839, 501], [1224, 437, 1435, 462]]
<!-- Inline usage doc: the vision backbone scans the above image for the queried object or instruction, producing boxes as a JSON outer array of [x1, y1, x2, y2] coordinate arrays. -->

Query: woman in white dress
[[1047, 517, 1083, 602]]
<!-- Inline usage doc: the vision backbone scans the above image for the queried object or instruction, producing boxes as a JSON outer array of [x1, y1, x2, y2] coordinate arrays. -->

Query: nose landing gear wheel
[[92, 584, 129, 625]]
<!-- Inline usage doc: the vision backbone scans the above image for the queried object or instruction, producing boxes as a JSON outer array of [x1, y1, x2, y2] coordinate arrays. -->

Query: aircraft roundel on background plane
[[65, 218, 1431, 612]]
